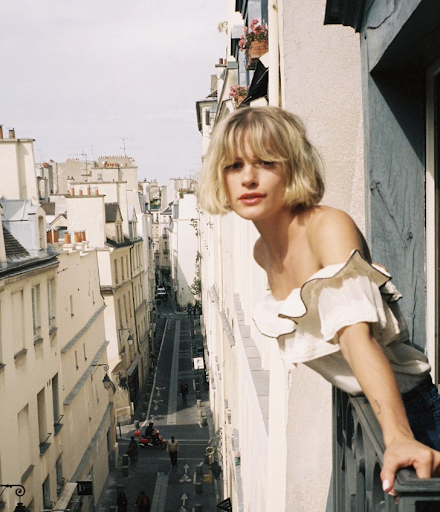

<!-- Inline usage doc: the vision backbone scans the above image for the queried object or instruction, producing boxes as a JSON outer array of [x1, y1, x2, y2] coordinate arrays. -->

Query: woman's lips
[[238, 193, 265, 205]]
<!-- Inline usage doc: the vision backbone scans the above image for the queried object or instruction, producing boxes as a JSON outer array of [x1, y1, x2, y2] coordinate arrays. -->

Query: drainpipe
[[268, 0, 280, 106]]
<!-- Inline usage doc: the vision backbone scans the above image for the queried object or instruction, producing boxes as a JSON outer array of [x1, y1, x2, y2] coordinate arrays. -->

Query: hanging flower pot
[[246, 40, 269, 69], [236, 95, 247, 107], [229, 84, 249, 107], [239, 19, 268, 70]]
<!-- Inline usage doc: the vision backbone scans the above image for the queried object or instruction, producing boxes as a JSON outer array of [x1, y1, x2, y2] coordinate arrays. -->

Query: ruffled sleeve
[[253, 250, 409, 364]]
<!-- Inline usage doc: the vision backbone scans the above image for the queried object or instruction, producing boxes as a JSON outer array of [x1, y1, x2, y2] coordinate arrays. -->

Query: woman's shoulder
[[302, 206, 363, 266]]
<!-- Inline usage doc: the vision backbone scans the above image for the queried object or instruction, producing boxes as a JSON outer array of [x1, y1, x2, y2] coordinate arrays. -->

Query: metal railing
[[333, 387, 440, 511]]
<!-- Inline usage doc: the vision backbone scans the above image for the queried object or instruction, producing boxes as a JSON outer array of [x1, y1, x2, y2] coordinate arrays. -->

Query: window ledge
[[39, 442, 51, 456], [21, 464, 35, 483], [54, 423, 63, 436], [49, 326, 58, 336], [34, 337, 44, 346], [0, 363, 5, 371], [14, 348, 28, 361]]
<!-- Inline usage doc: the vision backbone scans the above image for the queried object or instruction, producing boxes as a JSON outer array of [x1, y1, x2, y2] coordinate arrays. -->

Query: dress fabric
[[253, 250, 430, 395]]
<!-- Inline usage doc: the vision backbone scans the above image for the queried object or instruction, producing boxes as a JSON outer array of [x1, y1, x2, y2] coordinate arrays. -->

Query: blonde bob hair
[[198, 106, 324, 215]]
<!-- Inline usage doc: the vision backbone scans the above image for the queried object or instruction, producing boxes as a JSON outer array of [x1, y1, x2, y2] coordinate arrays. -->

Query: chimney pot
[[71, 187, 75, 196], [95, 188, 99, 195], [87, 185, 91, 195], [0, 125, 3, 139], [9, 128, 15, 139], [46, 230, 53, 243], [53, 230, 59, 243], [74, 231, 81, 243], [64, 232, 71, 244], [79, 189, 83, 196]]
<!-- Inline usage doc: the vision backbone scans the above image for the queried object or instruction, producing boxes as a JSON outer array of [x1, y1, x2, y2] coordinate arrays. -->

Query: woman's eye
[[260, 161, 274, 167], [224, 162, 242, 171]]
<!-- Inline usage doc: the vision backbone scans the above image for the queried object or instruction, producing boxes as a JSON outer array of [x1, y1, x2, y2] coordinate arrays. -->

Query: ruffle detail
[[253, 250, 409, 364]]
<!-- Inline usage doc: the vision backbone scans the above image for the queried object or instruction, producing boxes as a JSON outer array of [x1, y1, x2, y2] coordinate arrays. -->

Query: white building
[[196, 0, 363, 510], [0, 127, 115, 512]]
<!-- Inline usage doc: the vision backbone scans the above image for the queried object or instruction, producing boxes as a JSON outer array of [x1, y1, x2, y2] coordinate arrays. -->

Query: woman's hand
[[382, 436, 440, 496]]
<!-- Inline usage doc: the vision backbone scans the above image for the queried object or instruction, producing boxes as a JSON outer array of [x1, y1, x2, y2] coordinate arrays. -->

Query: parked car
[[156, 287, 166, 298]]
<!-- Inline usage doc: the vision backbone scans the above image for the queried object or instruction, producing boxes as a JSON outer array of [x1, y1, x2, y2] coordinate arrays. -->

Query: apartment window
[[128, 291, 132, 318], [32, 285, 41, 340], [52, 373, 61, 430], [69, 295, 74, 317], [123, 295, 128, 324], [38, 216, 45, 250], [92, 290, 95, 304], [48, 279, 56, 332], [126, 255, 129, 279], [75, 350, 79, 370], [427, 62, 440, 381], [56, 456, 64, 496], [37, 388, 49, 451], [121, 256, 125, 281], [114, 259, 119, 285], [42, 475, 51, 509], [12, 290, 25, 355], [117, 299, 123, 329], [83, 343, 87, 361], [18, 405, 31, 474]]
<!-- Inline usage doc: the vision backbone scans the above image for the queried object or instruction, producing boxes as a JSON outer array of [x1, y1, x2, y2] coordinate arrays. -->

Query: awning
[[127, 353, 140, 377], [242, 59, 268, 106], [53, 483, 77, 512]]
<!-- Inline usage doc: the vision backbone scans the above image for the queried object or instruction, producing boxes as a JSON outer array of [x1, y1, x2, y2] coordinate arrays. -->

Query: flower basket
[[239, 19, 268, 70], [229, 84, 249, 107], [246, 40, 269, 70]]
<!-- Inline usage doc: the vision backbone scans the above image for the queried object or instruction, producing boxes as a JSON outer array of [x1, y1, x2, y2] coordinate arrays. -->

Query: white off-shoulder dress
[[253, 250, 430, 396]]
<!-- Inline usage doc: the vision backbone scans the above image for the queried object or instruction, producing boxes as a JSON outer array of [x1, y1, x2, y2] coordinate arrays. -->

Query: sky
[[1, 0, 227, 185]]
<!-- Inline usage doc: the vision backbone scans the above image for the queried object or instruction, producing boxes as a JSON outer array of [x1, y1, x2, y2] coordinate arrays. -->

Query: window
[[114, 259, 119, 285], [38, 216, 45, 250], [118, 299, 123, 329], [75, 350, 79, 370], [121, 256, 125, 281], [48, 279, 56, 332], [56, 456, 63, 496], [126, 255, 129, 279], [0, 301, 3, 364], [123, 295, 128, 324], [18, 405, 31, 474], [32, 285, 41, 339], [52, 374, 60, 427], [69, 295, 74, 317], [426, 61, 440, 381], [37, 388, 48, 446], [128, 291, 132, 318], [42, 475, 51, 509], [83, 343, 87, 361], [12, 290, 25, 354]]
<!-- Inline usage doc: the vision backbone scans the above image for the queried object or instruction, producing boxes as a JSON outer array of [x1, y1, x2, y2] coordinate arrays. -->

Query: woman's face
[[223, 139, 288, 223]]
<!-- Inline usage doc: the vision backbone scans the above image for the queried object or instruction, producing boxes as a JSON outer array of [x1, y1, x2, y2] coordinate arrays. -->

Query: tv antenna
[[120, 138, 132, 157]]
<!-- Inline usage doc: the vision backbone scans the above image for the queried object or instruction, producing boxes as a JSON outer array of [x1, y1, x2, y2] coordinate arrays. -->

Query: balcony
[[333, 387, 440, 511]]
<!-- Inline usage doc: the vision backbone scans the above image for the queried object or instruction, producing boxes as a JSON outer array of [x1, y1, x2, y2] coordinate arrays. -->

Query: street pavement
[[97, 299, 219, 512]]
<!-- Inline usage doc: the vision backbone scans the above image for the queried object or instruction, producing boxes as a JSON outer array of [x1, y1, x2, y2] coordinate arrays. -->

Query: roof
[[40, 202, 56, 216], [0, 197, 40, 221], [3, 226, 29, 258], [105, 203, 121, 223]]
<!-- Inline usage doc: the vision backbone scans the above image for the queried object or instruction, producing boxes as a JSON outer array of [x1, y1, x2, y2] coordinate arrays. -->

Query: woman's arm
[[338, 322, 440, 495], [310, 207, 440, 494]]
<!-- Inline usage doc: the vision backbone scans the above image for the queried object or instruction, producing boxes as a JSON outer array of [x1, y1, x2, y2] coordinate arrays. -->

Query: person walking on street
[[116, 491, 128, 512], [180, 381, 189, 404], [127, 436, 138, 467], [167, 436, 179, 467], [133, 491, 150, 512]]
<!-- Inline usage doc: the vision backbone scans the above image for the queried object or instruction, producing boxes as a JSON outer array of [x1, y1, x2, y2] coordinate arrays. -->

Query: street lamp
[[0, 485, 28, 512], [118, 328, 134, 346], [91, 364, 116, 392]]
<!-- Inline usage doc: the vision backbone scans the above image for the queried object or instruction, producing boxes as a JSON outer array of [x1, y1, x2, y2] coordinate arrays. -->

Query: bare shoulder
[[253, 237, 267, 270], [304, 206, 363, 267]]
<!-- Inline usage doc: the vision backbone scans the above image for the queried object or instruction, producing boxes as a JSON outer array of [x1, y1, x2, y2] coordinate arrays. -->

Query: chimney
[[46, 230, 53, 243], [95, 188, 99, 195], [79, 188, 83, 196], [9, 128, 15, 139], [64, 232, 71, 244], [87, 185, 91, 195], [0, 126, 3, 139], [71, 187, 75, 196], [53, 230, 59, 243], [74, 231, 81, 243]]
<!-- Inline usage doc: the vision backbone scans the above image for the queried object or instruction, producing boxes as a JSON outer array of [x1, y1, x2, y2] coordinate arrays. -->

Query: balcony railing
[[333, 387, 440, 511]]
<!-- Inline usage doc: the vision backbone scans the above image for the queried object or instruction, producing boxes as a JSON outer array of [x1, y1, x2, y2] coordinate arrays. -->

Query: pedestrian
[[198, 105, 440, 496], [166, 436, 179, 467], [116, 491, 128, 512], [126, 435, 138, 467], [133, 491, 150, 512], [180, 381, 189, 404]]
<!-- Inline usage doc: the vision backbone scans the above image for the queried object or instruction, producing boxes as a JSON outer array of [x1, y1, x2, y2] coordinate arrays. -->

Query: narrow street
[[97, 299, 218, 512]]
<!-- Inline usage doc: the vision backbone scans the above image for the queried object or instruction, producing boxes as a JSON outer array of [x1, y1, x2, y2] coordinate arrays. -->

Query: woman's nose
[[241, 163, 258, 186]]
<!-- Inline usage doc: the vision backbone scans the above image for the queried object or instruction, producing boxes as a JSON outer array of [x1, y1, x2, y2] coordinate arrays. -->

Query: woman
[[198, 106, 440, 496]]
